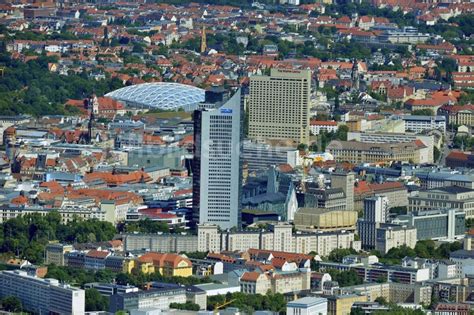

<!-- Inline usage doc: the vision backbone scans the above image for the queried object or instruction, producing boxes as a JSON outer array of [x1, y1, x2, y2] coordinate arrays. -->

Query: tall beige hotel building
[[248, 68, 311, 144]]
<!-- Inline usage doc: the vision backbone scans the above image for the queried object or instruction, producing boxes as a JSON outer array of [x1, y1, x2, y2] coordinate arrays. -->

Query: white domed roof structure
[[105, 82, 205, 111]]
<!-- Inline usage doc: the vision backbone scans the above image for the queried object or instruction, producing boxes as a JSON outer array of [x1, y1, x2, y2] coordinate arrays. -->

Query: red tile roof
[[86, 250, 110, 259]]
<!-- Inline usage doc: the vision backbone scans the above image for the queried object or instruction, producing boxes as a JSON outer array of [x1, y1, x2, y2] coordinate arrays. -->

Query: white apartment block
[[287, 297, 328, 315], [310, 120, 338, 135], [347, 131, 435, 163], [126, 225, 360, 256], [198, 223, 360, 257], [402, 115, 446, 133], [0, 270, 85, 315]]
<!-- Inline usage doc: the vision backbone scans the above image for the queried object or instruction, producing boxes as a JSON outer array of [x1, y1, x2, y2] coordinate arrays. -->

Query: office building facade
[[192, 89, 243, 229], [109, 286, 186, 313], [394, 209, 465, 241], [242, 140, 299, 172], [249, 68, 311, 144], [331, 171, 355, 211], [402, 115, 446, 133], [364, 196, 389, 223], [408, 186, 474, 219]]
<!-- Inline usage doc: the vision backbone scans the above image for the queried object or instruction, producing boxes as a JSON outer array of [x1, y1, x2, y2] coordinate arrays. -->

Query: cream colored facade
[[294, 208, 358, 232], [197, 223, 221, 253], [241, 273, 272, 294], [0, 206, 103, 224], [326, 141, 422, 164], [453, 110, 474, 126], [249, 68, 311, 144], [240, 269, 311, 295], [198, 223, 360, 257], [45, 243, 73, 266], [327, 295, 367, 315], [338, 282, 432, 305], [376, 224, 418, 254]]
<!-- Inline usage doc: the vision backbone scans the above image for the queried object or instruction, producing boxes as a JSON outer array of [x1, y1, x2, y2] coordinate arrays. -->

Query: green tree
[[297, 143, 308, 151], [85, 288, 109, 312], [434, 146, 441, 163], [1, 296, 22, 312], [351, 307, 365, 315], [170, 301, 200, 311], [327, 248, 357, 263], [412, 109, 434, 116], [327, 269, 363, 287]]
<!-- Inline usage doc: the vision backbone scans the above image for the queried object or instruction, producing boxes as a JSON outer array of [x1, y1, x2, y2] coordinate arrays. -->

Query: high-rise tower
[[192, 89, 243, 229], [331, 171, 355, 211], [200, 26, 207, 54], [248, 68, 311, 145], [351, 59, 360, 91]]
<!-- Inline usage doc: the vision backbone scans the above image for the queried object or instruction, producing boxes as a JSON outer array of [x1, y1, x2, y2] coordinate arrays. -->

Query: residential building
[[126, 223, 360, 258], [375, 223, 418, 254], [45, 243, 73, 266], [192, 89, 243, 229], [431, 280, 470, 304], [433, 303, 470, 315], [319, 261, 430, 284], [310, 120, 338, 135], [393, 209, 465, 241], [408, 186, 474, 219], [402, 115, 446, 133], [287, 297, 328, 315], [450, 250, 474, 277], [0, 270, 85, 315], [240, 268, 311, 295], [123, 233, 198, 253], [338, 282, 432, 305], [464, 230, 474, 250], [133, 253, 192, 277], [249, 68, 311, 144], [438, 105, 474, 127], [84, 250, 111, 270]]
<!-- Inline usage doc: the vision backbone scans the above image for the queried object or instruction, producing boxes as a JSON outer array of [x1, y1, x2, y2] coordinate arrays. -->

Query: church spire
[[351, 58, 360, 91], [200, 25, 207, 54]]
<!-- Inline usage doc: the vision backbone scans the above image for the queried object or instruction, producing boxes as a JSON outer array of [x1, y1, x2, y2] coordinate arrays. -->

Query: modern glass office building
[[192, 89, 243, 229]]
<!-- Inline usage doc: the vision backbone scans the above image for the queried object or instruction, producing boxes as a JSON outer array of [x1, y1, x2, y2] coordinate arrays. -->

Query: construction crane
[[213, 299, 236, 314]]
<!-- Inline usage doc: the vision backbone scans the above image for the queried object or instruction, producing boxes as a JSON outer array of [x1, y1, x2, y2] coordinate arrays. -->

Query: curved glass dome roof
[[105, 82, 205, 111]]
